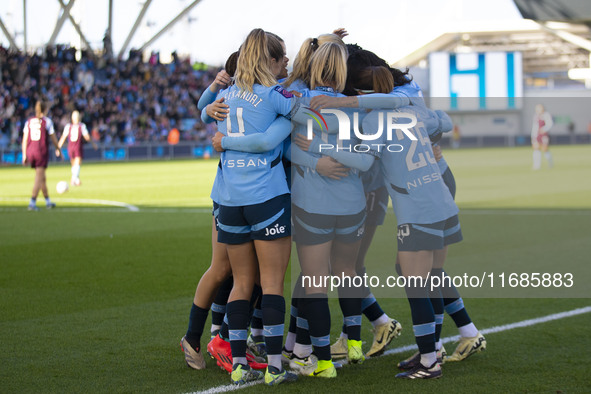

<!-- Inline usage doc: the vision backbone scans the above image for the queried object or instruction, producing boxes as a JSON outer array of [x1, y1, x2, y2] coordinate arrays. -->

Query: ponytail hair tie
[[312, 38, 318, 47]]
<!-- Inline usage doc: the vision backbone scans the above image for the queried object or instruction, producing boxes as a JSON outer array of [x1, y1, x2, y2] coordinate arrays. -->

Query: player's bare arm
[[22, 126, 28, 165], [310, 95, 358, 110], [211, 131, 225, 152], [57, 127, 69, 150], [50, 134, 61, 158], [83, 131, 99, 150]]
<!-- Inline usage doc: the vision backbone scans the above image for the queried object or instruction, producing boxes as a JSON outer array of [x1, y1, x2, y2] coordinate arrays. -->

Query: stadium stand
[[0, 44, 219, 152]]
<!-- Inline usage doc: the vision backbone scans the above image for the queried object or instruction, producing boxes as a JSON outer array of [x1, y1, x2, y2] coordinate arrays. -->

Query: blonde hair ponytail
[[235, 28, 277, 92], [284, 33, 345, 88], [309, 43, 348, 92]]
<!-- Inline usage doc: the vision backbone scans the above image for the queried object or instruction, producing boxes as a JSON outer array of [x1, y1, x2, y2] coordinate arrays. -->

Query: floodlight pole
[[118, 0, 153, 59], [107, 0, 113, 40], [138, 0, 202, 53], [48, 0, 76, 47], [0, 15, 18, 49], [56, 0, 93, 51], [23, 0, 27, 52]]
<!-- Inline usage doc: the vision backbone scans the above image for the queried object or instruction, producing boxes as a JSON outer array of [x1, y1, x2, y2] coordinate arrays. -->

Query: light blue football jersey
[[283, 78, 308, 92], [363, 106, 458, 225], [395, 80, 451, 174], [394, 79, 426, 107], [291, 87, 366, 215], [209, 87, 231, 204], [361, 160, 385, 193], [214, 83, 294, 206], [435, 147, 449, 173]]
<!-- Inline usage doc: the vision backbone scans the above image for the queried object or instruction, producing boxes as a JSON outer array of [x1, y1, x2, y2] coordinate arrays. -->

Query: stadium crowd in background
[[0, 44, 220, 150]]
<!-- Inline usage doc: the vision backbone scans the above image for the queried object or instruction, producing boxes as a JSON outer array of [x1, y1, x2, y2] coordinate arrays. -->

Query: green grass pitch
[[1, 145, 590, 393]]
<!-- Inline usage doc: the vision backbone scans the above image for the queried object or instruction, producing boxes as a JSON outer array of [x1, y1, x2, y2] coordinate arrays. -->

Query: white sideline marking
[[2, 199, 588, 216], [0, 206, 212, 214], [0, 197, 216, 213], [186, 306, 591, 394], [0, 196, 139, 211], [56, 198, 139, 211], [384, 305, 591, 355]]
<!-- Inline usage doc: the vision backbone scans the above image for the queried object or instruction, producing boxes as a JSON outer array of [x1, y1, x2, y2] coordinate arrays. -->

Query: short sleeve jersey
[[25, 116, 55, 157], [65, 123, 89, 152]]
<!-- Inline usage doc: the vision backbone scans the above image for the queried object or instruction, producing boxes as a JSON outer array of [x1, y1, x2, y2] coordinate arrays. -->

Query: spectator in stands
[[0, 45, 220, 149]]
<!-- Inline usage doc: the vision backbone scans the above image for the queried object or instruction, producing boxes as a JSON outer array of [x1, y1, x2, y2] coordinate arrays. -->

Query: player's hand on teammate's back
[[294, 134, 312, 151], [211, 132, 225, 152], [55, 148, 61, 158], [316, 156, 349, 180], [206, 98, 229, 121], [309, 95, 341, 110]]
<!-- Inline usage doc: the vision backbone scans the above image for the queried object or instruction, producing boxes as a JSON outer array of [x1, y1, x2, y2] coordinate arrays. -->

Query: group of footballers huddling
[[179, 28, 487, 385]]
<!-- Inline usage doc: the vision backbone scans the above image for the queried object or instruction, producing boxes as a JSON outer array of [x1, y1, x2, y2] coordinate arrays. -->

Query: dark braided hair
[[224, 51, 239, 77], [344, 48, 412, 96]]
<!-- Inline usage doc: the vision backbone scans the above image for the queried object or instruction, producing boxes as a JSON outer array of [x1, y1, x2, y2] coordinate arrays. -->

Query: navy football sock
[[261, 294, 285, 370], [430, 269, 445, 343], [362, 293, 386, 323], [441, 270, 472, 328], [338, 283, 363, 342], [211, 277, 233, 331], [250, 285, 263, 339], [405, 285, 436, 355], [185, 303, 209, 350], [219, 315, 230, 340], [301, 294, 331, 361], [226, 300, 250, 364]]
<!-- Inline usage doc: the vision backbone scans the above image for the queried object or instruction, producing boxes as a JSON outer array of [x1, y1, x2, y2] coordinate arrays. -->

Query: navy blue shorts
[[212, 202, 220, 231], [217, 194, 291, 245], [441, 167, 456, 200], [292, 205, 366, 245], [396, 215, 462, 251], [364, 186, 389, 227]]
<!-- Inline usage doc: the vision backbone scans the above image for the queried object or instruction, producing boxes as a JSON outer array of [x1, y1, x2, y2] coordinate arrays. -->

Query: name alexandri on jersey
[[221, 86, 292, 108], [221, 89, 264, 107]]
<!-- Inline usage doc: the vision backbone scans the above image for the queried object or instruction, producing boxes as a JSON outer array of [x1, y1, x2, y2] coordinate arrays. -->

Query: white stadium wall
[[429, 51, 523, 112], [425, 51, 591, 138]]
